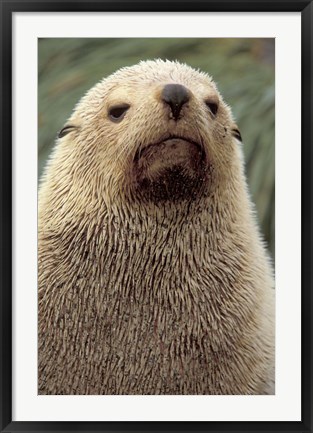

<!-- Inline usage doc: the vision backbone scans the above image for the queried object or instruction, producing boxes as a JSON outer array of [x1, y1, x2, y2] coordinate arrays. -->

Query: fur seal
[[38, 59, 274, 395]]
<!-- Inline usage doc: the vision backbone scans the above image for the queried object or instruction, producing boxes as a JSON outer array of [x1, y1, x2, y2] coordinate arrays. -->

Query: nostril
[[162, 84, 190, 120]]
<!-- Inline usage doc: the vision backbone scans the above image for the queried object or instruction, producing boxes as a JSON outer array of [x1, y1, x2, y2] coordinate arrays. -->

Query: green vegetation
[[38, 38, 275, 258]]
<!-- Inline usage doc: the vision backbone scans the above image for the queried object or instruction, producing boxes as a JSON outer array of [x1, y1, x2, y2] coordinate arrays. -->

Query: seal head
[[55, 60, 241, 208]]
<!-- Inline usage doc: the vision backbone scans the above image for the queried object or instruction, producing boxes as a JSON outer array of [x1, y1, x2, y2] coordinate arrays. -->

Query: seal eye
[[205, 101, 218, 117], [108, 104, 130, 122]]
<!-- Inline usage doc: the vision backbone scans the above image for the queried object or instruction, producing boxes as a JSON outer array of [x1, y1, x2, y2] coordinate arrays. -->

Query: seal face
[[38, 60, 274, 396], [79, 61, 236, 205]]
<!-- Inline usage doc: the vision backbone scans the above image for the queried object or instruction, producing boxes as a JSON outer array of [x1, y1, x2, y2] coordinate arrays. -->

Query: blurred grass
[[38, 38, 275, 259]]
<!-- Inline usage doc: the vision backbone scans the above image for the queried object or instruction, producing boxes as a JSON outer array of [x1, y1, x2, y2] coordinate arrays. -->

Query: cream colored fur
[[38, 60, 274, 395]]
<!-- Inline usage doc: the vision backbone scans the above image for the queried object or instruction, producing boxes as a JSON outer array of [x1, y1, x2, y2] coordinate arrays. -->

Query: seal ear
[[58, 125, 77, 139], [232, 126, 242, 142]]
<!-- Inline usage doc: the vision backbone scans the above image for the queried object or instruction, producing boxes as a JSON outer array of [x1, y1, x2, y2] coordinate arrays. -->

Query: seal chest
[[38, 59, 274, 395]]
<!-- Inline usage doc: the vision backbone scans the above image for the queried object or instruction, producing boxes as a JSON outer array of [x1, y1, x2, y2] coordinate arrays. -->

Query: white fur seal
[[38, 60, 274, 395]]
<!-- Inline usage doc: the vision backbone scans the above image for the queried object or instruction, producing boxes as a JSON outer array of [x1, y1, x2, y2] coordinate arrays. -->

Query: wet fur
[[38, 60, 274, 395]]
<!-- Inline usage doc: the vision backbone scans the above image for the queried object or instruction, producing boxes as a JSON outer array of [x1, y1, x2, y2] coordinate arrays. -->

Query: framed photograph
[[1, 1, 312, 432]]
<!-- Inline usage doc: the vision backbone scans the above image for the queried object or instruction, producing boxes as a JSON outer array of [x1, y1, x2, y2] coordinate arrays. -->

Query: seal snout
[[162, 84, 190, 120]]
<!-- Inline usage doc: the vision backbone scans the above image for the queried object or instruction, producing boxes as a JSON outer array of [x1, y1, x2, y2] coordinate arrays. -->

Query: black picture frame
[[1, 1, 312, 432]]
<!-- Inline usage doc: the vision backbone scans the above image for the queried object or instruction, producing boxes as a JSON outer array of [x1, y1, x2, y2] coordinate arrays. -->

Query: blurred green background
[[38, 38, 275, 259]]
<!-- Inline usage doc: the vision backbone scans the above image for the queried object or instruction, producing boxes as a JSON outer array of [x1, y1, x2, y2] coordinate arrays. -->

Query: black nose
[[162, 84, 190, 120]]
